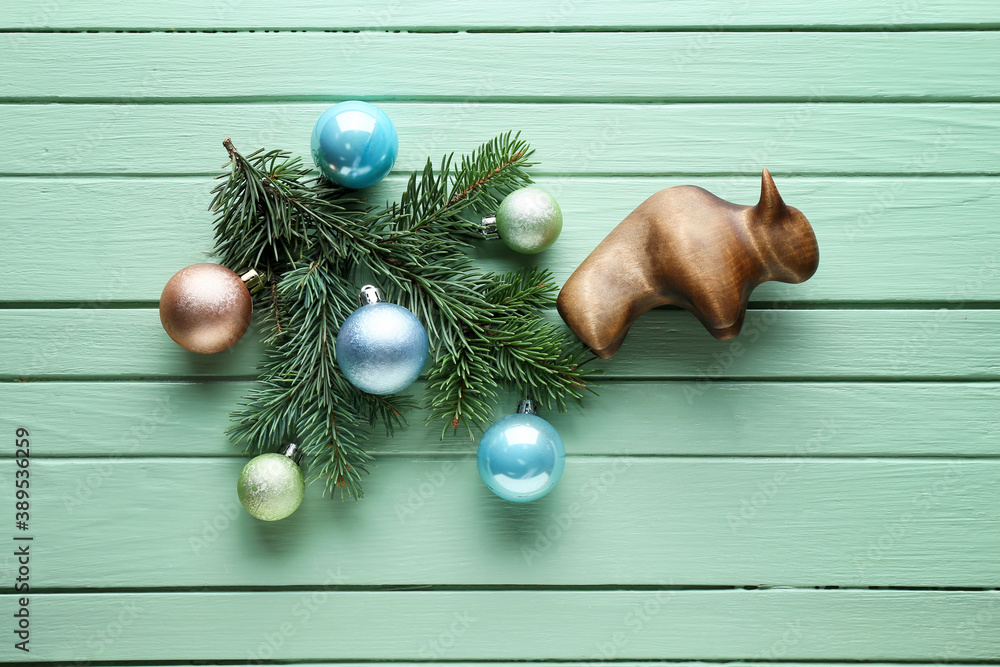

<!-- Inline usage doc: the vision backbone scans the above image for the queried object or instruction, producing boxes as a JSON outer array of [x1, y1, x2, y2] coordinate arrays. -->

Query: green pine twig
[[211, 133, 596, 500]]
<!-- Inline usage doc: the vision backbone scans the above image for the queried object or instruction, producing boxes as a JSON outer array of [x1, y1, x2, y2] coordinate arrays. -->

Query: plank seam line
[[5, 96, 1000, 105], [4, 172, 999, 179], [16, 585, 1000, 593], [3, 377, 1000, 384], [3, 379, 999, 385], [4, 302, 1000, 311], [3, 25, 1000, 33], [11, 657, 1000, 667], [3, 173, 1000, 181], [12, 454, 1000, 462], [3, 100, 998, 107]]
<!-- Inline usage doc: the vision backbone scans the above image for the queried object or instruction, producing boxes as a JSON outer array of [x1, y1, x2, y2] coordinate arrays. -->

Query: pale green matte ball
[[237, 453, 305, 521], [495, 187, 563, 254]]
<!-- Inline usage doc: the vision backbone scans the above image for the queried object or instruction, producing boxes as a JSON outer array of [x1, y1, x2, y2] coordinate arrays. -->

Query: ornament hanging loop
[[516, 398, 537, 415], [358, 285, 382, 306], [480, 214, 500, 240]]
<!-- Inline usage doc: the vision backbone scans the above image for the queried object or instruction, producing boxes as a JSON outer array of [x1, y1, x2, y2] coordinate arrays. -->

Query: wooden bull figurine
[[557, 169, 819, 359]]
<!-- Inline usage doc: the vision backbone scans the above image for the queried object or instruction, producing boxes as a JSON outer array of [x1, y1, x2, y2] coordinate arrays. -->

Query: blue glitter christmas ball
[[311, 101, 398, 189], [336, 301, 428, 395], [477, 412, 565, 502]]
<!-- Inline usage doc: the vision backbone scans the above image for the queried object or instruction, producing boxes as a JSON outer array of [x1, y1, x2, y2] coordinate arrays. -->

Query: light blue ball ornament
[[477, 399, 565, 502], [336, 285, 429, 395], [311, 101, 398, 189]]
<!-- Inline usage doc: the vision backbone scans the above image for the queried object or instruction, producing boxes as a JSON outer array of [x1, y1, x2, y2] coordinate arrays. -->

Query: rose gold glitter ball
[[159, 263, 252, 354]]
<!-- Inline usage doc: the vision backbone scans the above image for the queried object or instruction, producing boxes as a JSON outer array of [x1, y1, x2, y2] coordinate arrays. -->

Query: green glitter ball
[[495, 187, 563, 254], [237, 453, 305, 521]]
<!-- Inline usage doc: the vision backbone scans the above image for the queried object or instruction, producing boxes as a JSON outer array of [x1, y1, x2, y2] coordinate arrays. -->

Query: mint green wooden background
[[2, 1, 999, 664]]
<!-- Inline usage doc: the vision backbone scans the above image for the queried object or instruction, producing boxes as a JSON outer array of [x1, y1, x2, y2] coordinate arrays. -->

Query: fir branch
[[425, 334, 499, 438], [211, 134, 596, 499], [212, 140, 408, 499], [451, 267, 596, 423], [449, 131, 535, 211], [360, 131, 537, 358]]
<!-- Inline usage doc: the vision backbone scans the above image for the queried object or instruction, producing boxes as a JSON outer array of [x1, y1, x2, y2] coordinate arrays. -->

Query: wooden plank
[[2, 381, 999, 457], [2, 589, 997, 662], [1, 309, 997, 379], [5, 176, 1000, 304], [1, 103, 996, 176], [4, 0, 1000, 30], [0, 309, 263, 379], [6, 458, 998, 588], [4, 32, 999, 101], [610, 308, 1000, 380]]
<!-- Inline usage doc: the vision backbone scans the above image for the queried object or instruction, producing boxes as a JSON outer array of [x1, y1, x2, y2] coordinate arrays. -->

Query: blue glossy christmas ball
[[478, 413, 565, 502], [335, 302, 428, 395], [311, 101, 398, 189]]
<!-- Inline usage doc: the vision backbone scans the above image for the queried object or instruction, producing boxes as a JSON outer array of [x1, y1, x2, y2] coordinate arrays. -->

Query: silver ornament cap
[[516, 398, 538, 415], [358, 285, 382, 306], [278, 442, 305, 465], [480, 214, 500, 240]]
